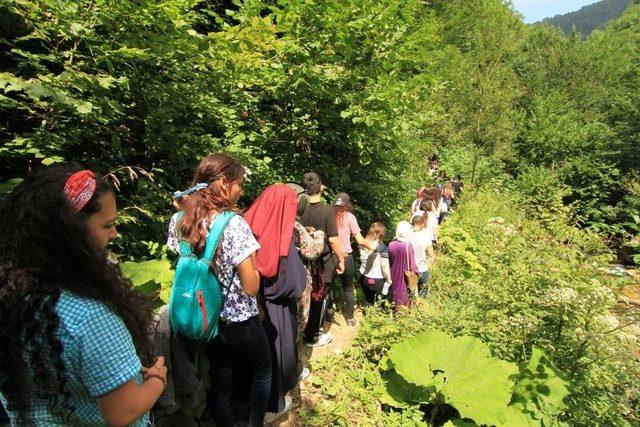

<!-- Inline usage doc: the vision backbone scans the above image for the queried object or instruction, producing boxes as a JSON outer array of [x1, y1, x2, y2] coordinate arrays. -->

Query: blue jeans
[[207, 316, 272, 427]]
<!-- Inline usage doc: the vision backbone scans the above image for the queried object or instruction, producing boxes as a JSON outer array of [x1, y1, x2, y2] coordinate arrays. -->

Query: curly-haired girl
[[0, 167, 164, 426]]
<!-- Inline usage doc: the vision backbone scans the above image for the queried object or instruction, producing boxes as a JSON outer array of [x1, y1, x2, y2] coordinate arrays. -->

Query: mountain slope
[[540, 0, 632, 37]]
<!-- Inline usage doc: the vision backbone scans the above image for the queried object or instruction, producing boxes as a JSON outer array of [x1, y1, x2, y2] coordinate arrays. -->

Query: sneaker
[[299, 366, 311, 381], [305, 332, 333, 348], [346, 319, 356, 327], [264, 394, 293, 425]]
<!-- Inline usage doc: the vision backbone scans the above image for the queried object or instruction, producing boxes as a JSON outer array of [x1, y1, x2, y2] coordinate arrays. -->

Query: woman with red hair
[[333, 192, 375, 326]]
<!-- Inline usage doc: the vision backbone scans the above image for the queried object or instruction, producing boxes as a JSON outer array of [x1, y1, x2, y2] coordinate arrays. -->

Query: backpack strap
[[202, 211, 237, 262], [176, 211, 236, 260]]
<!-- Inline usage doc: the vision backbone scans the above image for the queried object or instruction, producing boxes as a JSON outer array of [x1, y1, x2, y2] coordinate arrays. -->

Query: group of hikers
[[0, 152, 462, 426]]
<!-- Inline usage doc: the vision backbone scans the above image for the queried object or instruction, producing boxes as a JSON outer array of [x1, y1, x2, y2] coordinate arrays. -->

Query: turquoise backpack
[[168, 211, 236, 342]]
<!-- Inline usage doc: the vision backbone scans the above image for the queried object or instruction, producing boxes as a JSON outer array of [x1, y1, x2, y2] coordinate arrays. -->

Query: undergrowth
[[299, 188, 640, 426]]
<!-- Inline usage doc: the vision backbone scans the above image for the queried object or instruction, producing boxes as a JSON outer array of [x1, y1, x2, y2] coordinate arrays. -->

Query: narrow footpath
[[269, 310, 363, 426]]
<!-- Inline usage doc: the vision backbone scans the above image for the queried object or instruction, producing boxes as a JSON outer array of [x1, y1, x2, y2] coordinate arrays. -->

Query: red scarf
[[244, 184, 298, 278]]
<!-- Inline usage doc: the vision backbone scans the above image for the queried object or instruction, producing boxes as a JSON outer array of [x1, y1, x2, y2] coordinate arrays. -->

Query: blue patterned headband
[[173, 182, 208, 199]]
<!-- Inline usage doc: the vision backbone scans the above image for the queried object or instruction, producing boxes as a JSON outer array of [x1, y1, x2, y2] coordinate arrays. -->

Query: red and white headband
[[64, 170, 96, 213]]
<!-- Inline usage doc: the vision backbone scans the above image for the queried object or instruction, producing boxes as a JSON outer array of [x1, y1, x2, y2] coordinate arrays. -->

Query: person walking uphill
[[0, 167, 164, 426], [333, 192, 375, 326], [388, 221, 419, 311], [244, 184, 307, 417], [167, 153, 270, 427], [299, 172, 345, 347]]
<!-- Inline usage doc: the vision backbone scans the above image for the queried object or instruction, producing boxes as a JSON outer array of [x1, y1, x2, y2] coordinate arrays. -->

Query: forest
[[542, 0, 631, 37], [1, 0, 639, 425]]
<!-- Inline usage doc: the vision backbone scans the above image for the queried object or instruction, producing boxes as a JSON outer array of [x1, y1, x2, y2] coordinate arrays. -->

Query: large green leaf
[[443, 420, 478, 427], [502, 406, 542, 427], [120, 259, 174, 289], [386, 330, 519, 426], [509, 347, 571, 422], [378, 369, 435, 407]]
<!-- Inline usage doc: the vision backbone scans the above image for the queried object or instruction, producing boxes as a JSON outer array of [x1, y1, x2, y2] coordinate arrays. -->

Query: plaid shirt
[[0, 291, 148, 426]]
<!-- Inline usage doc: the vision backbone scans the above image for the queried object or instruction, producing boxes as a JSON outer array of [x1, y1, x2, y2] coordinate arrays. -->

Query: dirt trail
[[268, 311, 362, 427]]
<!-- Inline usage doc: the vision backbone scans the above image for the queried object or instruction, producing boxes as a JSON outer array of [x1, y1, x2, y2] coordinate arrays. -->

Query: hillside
[[541, 0, 632, 36]]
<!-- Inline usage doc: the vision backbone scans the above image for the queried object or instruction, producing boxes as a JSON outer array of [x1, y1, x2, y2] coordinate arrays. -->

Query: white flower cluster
[[487, 216, 518, 236], [588, 283, 617, 306], [488, 216, 506, 224], [507, 314, 537, 332], [541, 286, 578, 307], [594, 313, 620, 331], [611, 323, 640, 347], [617, 329, 638, 347]]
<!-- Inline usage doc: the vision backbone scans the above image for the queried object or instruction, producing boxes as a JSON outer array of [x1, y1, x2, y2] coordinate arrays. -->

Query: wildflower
[[594, 313, 619, 331], [542, 287, 578, 307]]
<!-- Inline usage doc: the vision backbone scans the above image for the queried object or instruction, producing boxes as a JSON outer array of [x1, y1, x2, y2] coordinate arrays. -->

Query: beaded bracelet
[[146, 373, 167, 390]]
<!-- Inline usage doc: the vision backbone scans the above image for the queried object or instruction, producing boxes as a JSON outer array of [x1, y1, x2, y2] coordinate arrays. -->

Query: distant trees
[[542, 0, 632, 37]]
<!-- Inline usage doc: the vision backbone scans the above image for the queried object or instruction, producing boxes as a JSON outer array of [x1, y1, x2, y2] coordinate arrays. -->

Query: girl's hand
[[143, 356, 167, 383]]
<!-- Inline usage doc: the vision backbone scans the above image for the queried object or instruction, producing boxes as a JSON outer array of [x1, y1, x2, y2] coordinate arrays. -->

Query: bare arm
[[427, 245, 435, 262], [237, 252, 260, 297], [380, 257, 392, 284], [328, 236, 345, 274], [98, 357, 166, 427]]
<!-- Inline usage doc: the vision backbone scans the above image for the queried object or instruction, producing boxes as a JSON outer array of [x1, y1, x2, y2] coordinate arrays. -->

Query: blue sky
[[510, 0, 601, 23]]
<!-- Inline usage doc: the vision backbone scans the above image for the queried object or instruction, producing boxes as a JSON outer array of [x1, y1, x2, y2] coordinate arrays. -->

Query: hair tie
[[64, 170, 96, 213], [173, 183, 208, 199]]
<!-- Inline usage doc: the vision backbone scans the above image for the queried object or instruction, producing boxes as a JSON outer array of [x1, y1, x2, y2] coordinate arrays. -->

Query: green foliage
[[120, 258, 174, 306], [0, 0, 455, 249], [301, 189, 639, 426], [513, 5, 640, 238], [512, 166, 572, 224], [381, 330, 520, 426], [510, 347, 572, 425], [429, 190, 639, 425]]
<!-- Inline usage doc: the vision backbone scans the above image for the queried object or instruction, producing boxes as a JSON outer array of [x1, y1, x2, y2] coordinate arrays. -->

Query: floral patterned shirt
[[167, 213, 260, 323]]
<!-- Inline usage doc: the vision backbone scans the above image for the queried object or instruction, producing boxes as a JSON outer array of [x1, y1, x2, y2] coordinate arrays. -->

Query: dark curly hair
[[0, 166, 153, 422]]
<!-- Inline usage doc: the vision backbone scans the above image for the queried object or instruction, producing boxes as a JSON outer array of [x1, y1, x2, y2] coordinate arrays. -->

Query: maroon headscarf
[[244, 184, 298, 278]]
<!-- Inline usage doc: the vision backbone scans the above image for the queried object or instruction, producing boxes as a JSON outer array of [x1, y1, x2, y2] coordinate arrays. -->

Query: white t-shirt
[[439, 197, 448, 214], [359, 240, 389, 279], [426, 212, 438, 242], [409, 229, 432, 273]]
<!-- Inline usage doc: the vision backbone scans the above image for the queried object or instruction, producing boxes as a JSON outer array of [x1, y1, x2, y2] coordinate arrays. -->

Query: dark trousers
[[304, 254, 337, 343], [206, 316, 272, 427], [333, 254, 356, 320], [304, 294, 328, 343], [360, 276, 385, 306]]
